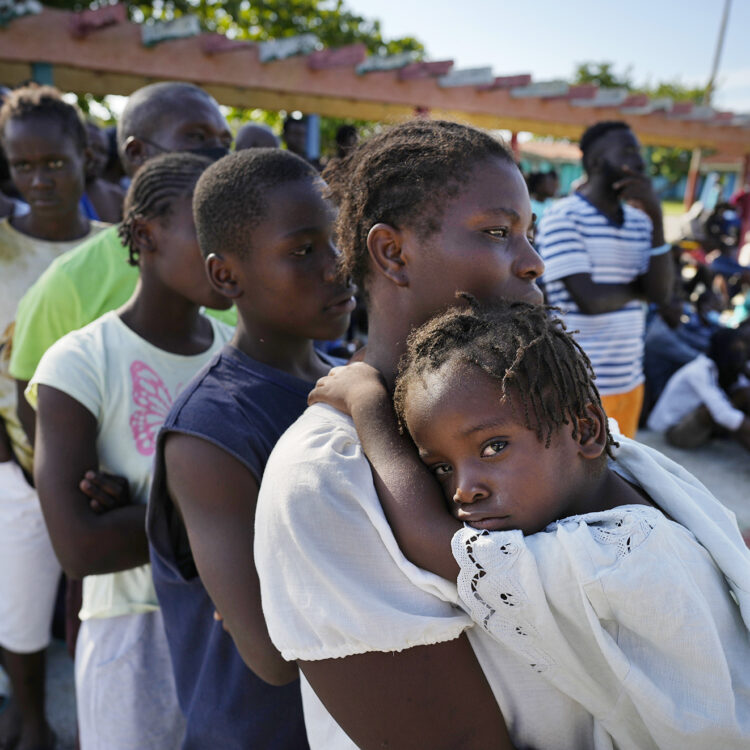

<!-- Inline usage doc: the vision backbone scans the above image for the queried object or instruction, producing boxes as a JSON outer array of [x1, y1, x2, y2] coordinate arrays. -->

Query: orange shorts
[[600, 383, 645, 439]]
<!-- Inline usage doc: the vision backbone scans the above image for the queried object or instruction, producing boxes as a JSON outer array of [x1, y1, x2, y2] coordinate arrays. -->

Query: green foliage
[[573, 62, 633, 90]]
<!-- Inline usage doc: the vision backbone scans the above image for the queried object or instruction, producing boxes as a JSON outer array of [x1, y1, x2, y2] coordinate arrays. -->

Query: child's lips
[[459, 514, 513, 532]]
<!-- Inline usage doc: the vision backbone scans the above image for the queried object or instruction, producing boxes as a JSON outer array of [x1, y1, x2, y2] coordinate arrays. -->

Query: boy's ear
[[366, 222, 408, 287], [123, 136, 149, 171], [206, 253, 241, 299], [575, 403, 608, 460]]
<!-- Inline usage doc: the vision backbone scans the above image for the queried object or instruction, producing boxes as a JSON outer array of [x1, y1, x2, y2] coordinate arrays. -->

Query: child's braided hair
[[322, 119, 515, 293], [118, 152, 211, 266], [393, 298, 617, 458]]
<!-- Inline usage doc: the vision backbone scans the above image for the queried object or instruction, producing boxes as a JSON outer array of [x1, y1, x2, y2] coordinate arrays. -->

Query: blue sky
[[348, 0, 750, 113]]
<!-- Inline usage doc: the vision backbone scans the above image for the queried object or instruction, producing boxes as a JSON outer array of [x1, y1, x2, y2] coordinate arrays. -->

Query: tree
[[42, 0, 424, 156]]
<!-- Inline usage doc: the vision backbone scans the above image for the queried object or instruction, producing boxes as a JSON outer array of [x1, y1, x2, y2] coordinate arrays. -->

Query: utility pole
[[683, 0, 732, 209]]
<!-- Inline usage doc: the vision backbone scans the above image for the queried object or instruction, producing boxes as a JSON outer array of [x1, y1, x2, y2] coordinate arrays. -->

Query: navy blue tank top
[[147, 345, 338, 749]]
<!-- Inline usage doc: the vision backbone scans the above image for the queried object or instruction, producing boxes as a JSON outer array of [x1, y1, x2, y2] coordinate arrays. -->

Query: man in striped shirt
[[536, 121, 673, 437]]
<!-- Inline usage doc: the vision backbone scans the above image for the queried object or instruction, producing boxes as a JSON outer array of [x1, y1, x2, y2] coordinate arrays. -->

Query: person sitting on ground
[[647, 323, 750, 452], [234, 122, 279, 151], [29, 153, 234, 750], [81, 121, 125, 223], [536, 121, 673, 437], [0, 83, 107, 750], [643, 296, 702, 414], [677, 289, 724, 353], [309, 299, 750, 749], [146, 148, 355, 749]]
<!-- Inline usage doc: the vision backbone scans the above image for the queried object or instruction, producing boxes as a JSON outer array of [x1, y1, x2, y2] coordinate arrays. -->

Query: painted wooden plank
[[438, 67, 493, 88], [258, 34, 318, 63], [68, 3, 127, 39], [670, 102, 694, 116], [356, 51, 418, 74], [0, 0, 42, 27], [566, 84, 597, 100], [398, 60, 453, 80], [141, 16, 200, 47], [307, 44, 367, 70], [200, 33, 254, 56], [478, 74, 532, 91], [511, 80, 569, 98], [570, 88, 628, 107]]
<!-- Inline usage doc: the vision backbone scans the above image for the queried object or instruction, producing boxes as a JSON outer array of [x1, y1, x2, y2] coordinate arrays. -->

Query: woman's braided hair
[[118, 152, 211, 266], [322, 119, 514, 292], [393, 298, 617, 458]]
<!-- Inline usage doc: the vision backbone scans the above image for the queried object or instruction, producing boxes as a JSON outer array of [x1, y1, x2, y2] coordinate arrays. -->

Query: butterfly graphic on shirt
[[129, 361, 182, 456]]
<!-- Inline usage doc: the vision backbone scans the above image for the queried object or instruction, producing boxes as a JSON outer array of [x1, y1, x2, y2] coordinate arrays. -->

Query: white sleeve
[[255, 404, 472, 662], [27, 326, 103, 420], [690, 359, 745, 431], [452, 508, 750, 748]]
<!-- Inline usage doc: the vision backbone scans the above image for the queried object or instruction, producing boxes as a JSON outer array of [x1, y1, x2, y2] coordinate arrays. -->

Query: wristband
[[650, 243, 672, 257]]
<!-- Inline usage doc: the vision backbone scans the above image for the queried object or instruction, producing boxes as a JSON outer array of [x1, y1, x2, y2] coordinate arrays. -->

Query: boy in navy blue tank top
[[146, 149, 355, 749]]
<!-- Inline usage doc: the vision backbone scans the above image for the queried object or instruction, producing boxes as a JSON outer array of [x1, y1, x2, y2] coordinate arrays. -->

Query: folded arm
[[34, 385, 148, 579]]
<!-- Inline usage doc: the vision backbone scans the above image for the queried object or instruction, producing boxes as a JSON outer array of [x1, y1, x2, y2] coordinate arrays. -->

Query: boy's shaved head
[[116, 82, 218, 153], [193, 148, 318, 259]]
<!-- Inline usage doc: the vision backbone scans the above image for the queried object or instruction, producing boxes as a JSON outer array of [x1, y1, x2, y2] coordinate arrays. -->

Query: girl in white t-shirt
[[309, 300, 750, 749], [29, 153, 233, 750]]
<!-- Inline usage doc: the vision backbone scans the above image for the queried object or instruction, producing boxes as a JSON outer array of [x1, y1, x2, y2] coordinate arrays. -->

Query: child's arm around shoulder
[[309, 363, 460, 580]]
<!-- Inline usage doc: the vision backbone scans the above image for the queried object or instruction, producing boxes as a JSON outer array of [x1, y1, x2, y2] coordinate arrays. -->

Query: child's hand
[[308, 362, 387, 416], [79, 470, 131, 514]]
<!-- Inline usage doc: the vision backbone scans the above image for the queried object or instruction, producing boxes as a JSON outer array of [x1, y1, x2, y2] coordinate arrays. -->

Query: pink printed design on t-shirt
[[129, 361, 173, 456]]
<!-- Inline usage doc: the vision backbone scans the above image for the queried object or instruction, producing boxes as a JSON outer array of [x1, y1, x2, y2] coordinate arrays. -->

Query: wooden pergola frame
[[2, 6, 749, 161]]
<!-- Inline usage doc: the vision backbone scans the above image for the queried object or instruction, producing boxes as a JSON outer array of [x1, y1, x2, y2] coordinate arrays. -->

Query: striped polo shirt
[[536, 193, 652, 396]]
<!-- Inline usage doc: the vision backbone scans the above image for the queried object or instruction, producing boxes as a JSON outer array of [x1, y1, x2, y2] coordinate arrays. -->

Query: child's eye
[[430, 463, 452, 478], [47, 159, 64, 170], [291, 243, 314, 257], [481, 440, 507, 457], [484, 227, 509, 239], [12, 162, 31, 173]]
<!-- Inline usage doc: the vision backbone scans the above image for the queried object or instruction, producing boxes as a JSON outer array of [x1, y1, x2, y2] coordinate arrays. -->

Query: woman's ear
[[366, 222, 409, 287], [575, 403, 608, 460], [206, 253, 241, 299]]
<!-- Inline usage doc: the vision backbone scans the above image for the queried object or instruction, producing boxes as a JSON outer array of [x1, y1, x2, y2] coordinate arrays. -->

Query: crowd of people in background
[[0, 78, 748, 750]]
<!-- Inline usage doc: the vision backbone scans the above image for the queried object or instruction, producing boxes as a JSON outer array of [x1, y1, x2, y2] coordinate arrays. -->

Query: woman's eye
[[190, 132, 206, 142], [291, 244, 313, 257], [431, 463, 452, 478], [485, 228, 509, 239], [481, 440, 507, 457]]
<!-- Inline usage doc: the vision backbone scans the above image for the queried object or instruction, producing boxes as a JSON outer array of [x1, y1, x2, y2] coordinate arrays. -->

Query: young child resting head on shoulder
[[310, 299, 750, 750]]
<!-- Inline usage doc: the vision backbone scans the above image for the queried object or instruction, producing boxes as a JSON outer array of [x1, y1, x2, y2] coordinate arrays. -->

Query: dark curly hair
[[118, 152, 211, 266], [0, 84, 86, 152], [323, 119, 515, 291], [393, 298, 617, 458]]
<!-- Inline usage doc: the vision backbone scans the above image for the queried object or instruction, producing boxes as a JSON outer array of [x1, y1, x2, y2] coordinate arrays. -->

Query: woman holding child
[[253, 120, 750, 749]]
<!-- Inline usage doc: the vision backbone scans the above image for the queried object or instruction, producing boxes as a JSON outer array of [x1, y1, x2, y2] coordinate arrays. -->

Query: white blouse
[[453, 431, 750, 750]]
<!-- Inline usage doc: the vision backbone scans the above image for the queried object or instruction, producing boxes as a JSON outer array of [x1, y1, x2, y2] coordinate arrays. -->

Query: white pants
[[0, 460, 60, 653], [75, 610, 185, 750]]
